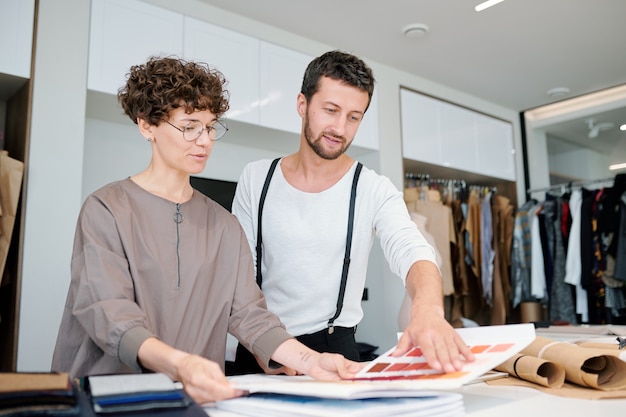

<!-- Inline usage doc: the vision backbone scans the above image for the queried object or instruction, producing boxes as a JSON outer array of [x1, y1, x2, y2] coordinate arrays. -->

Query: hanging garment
[[563, 189, 588, 322], [414, 190, 456, 296], [602, 255, 626, 318], [0, 151, 24, 287], [400, 212, 445, 330], [450, 199, 475, 327], [511, 199, 537, 308], [480, 191, 495, 306], [466, 189, 482, 289], [581, 189, 606, 324], [546, 197, 577, 324], [530, 202, 547, 300], [614, 191, 626, 281], [490, 194, 514, 325]]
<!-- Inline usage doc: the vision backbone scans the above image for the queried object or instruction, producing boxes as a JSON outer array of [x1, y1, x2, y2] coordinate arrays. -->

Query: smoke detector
[[586, 118, 615, 139], [402, 23, 429, 38]]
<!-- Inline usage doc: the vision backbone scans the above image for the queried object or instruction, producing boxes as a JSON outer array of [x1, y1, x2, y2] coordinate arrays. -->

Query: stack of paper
[[217, 375, 463, 416], [87, 373, 191, 413]]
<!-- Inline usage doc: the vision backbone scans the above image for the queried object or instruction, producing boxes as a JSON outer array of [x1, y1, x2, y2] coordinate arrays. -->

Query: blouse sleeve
[[69, 194, 154, 371]]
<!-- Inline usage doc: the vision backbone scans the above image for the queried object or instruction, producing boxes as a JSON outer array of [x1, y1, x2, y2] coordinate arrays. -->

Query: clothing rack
[[404, 173, 498, 194], [404, 173, 467, 188], [526, 176, 615, 194]]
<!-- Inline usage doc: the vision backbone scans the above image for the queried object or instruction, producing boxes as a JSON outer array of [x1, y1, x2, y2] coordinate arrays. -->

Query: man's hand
[[392, 305, 474, 373]]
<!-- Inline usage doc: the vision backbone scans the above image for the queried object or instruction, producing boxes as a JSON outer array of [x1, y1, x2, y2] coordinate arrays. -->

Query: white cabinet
[[0, 0, 35, 78], [401, 88, 515, 181], [86, 1, 380, 150], [183, 17, 260, 125], [259, 42, 312, 135], [88, 0, 184, 95]]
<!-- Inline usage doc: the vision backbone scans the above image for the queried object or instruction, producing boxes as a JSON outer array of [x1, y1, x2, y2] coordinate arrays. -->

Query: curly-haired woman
[[51, 56, 362, 404]]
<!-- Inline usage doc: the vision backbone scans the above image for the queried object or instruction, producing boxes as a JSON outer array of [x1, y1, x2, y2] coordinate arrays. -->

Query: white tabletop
[[202, 381, 626, 416], [457, 382, 625, 416], [206, 325, 626, 416]]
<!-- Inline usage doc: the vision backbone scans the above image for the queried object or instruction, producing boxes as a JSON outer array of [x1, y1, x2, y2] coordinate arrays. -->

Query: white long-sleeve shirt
[[232, 158, 438, 336]]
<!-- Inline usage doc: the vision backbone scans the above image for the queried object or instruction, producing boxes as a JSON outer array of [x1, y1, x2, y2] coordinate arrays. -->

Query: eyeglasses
[[163, 119, 228, 141]]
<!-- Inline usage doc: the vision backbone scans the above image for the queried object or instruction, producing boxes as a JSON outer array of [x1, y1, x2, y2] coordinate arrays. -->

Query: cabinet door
[[352, 89, 380, 150], [439, 101, 479, 173], [0, 0, 35, 78], [88, 0, 184, 95], [400, 88, 442, 165], [183, 17, 260, 125], [475, 114, 516, 180], [259, 42, 312, 134], [401, 88, 516, 180]]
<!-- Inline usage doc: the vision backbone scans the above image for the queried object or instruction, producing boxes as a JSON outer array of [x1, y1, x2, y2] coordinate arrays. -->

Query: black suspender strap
[[255, 159, 363, 334], [255, 157, 280, 288], [327, 162, 362, 334]]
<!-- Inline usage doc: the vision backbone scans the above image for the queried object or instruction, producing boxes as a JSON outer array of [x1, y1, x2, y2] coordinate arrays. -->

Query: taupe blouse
[[52, 178, 290, 377]]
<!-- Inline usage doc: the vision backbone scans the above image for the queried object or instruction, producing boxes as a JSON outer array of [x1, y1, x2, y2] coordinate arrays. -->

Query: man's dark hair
[[300, 50, 375, 112]]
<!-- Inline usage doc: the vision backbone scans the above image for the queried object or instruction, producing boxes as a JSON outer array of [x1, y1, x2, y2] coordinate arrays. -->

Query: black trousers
[[227, 326, 360, 376]]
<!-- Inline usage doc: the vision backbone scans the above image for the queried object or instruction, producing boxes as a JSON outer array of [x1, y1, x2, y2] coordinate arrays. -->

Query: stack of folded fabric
[[0, 372, 80, 416]]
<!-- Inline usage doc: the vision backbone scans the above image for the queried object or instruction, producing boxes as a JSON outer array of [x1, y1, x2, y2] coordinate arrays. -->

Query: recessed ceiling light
[[402, 23, 429, 38], [620, 124, 626, 131], [609, 162, 626, 171], [546, 87, 571, 98], [475, 0, 505, 12]]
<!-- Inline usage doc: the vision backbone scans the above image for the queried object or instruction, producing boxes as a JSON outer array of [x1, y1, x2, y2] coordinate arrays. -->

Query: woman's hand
[[306, 352, 365, 380], [137, 337, 244, 405], [270, 338, 365, 380], [175, 354, 245, 404]]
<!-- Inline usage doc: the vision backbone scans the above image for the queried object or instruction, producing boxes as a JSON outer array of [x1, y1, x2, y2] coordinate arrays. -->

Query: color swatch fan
[[353, 323, 536, 389]]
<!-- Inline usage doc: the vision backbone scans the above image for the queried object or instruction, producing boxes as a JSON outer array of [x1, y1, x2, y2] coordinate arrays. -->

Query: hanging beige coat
[[0, 150, 24, 286]]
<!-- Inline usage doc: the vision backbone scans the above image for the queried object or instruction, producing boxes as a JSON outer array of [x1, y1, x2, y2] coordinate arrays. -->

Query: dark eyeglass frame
[[162, 119, 229, 141]]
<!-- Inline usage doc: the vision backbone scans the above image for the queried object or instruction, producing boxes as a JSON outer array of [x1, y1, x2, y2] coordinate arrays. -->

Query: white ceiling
[[199, 0, 626, 158]]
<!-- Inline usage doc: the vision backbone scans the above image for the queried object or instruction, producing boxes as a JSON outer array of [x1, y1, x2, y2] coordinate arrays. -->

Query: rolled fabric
[[495, 353, 565, 388], [521, 336, 626, 390]]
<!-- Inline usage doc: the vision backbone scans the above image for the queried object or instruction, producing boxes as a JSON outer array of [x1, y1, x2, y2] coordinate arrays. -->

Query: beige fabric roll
[[521, 336, 626, 390], [495, 353, 565, 388]]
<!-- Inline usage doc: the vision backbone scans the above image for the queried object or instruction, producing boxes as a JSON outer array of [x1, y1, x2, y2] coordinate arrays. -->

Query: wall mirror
[[523, 84, 626, 199]]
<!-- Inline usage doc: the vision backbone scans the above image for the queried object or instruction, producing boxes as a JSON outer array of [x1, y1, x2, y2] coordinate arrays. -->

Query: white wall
[[17, 0, 90, 371], [18, 0, 523, 369], [82, 118, 297, 199], [548, 136, 611, 181]]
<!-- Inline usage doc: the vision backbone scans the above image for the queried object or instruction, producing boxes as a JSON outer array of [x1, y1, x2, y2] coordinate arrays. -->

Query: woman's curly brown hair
[[117, 56, 230, 126]]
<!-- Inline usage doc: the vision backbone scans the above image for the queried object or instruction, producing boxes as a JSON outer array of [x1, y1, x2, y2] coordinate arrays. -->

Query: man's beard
[[303, 116, 349, 160]]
